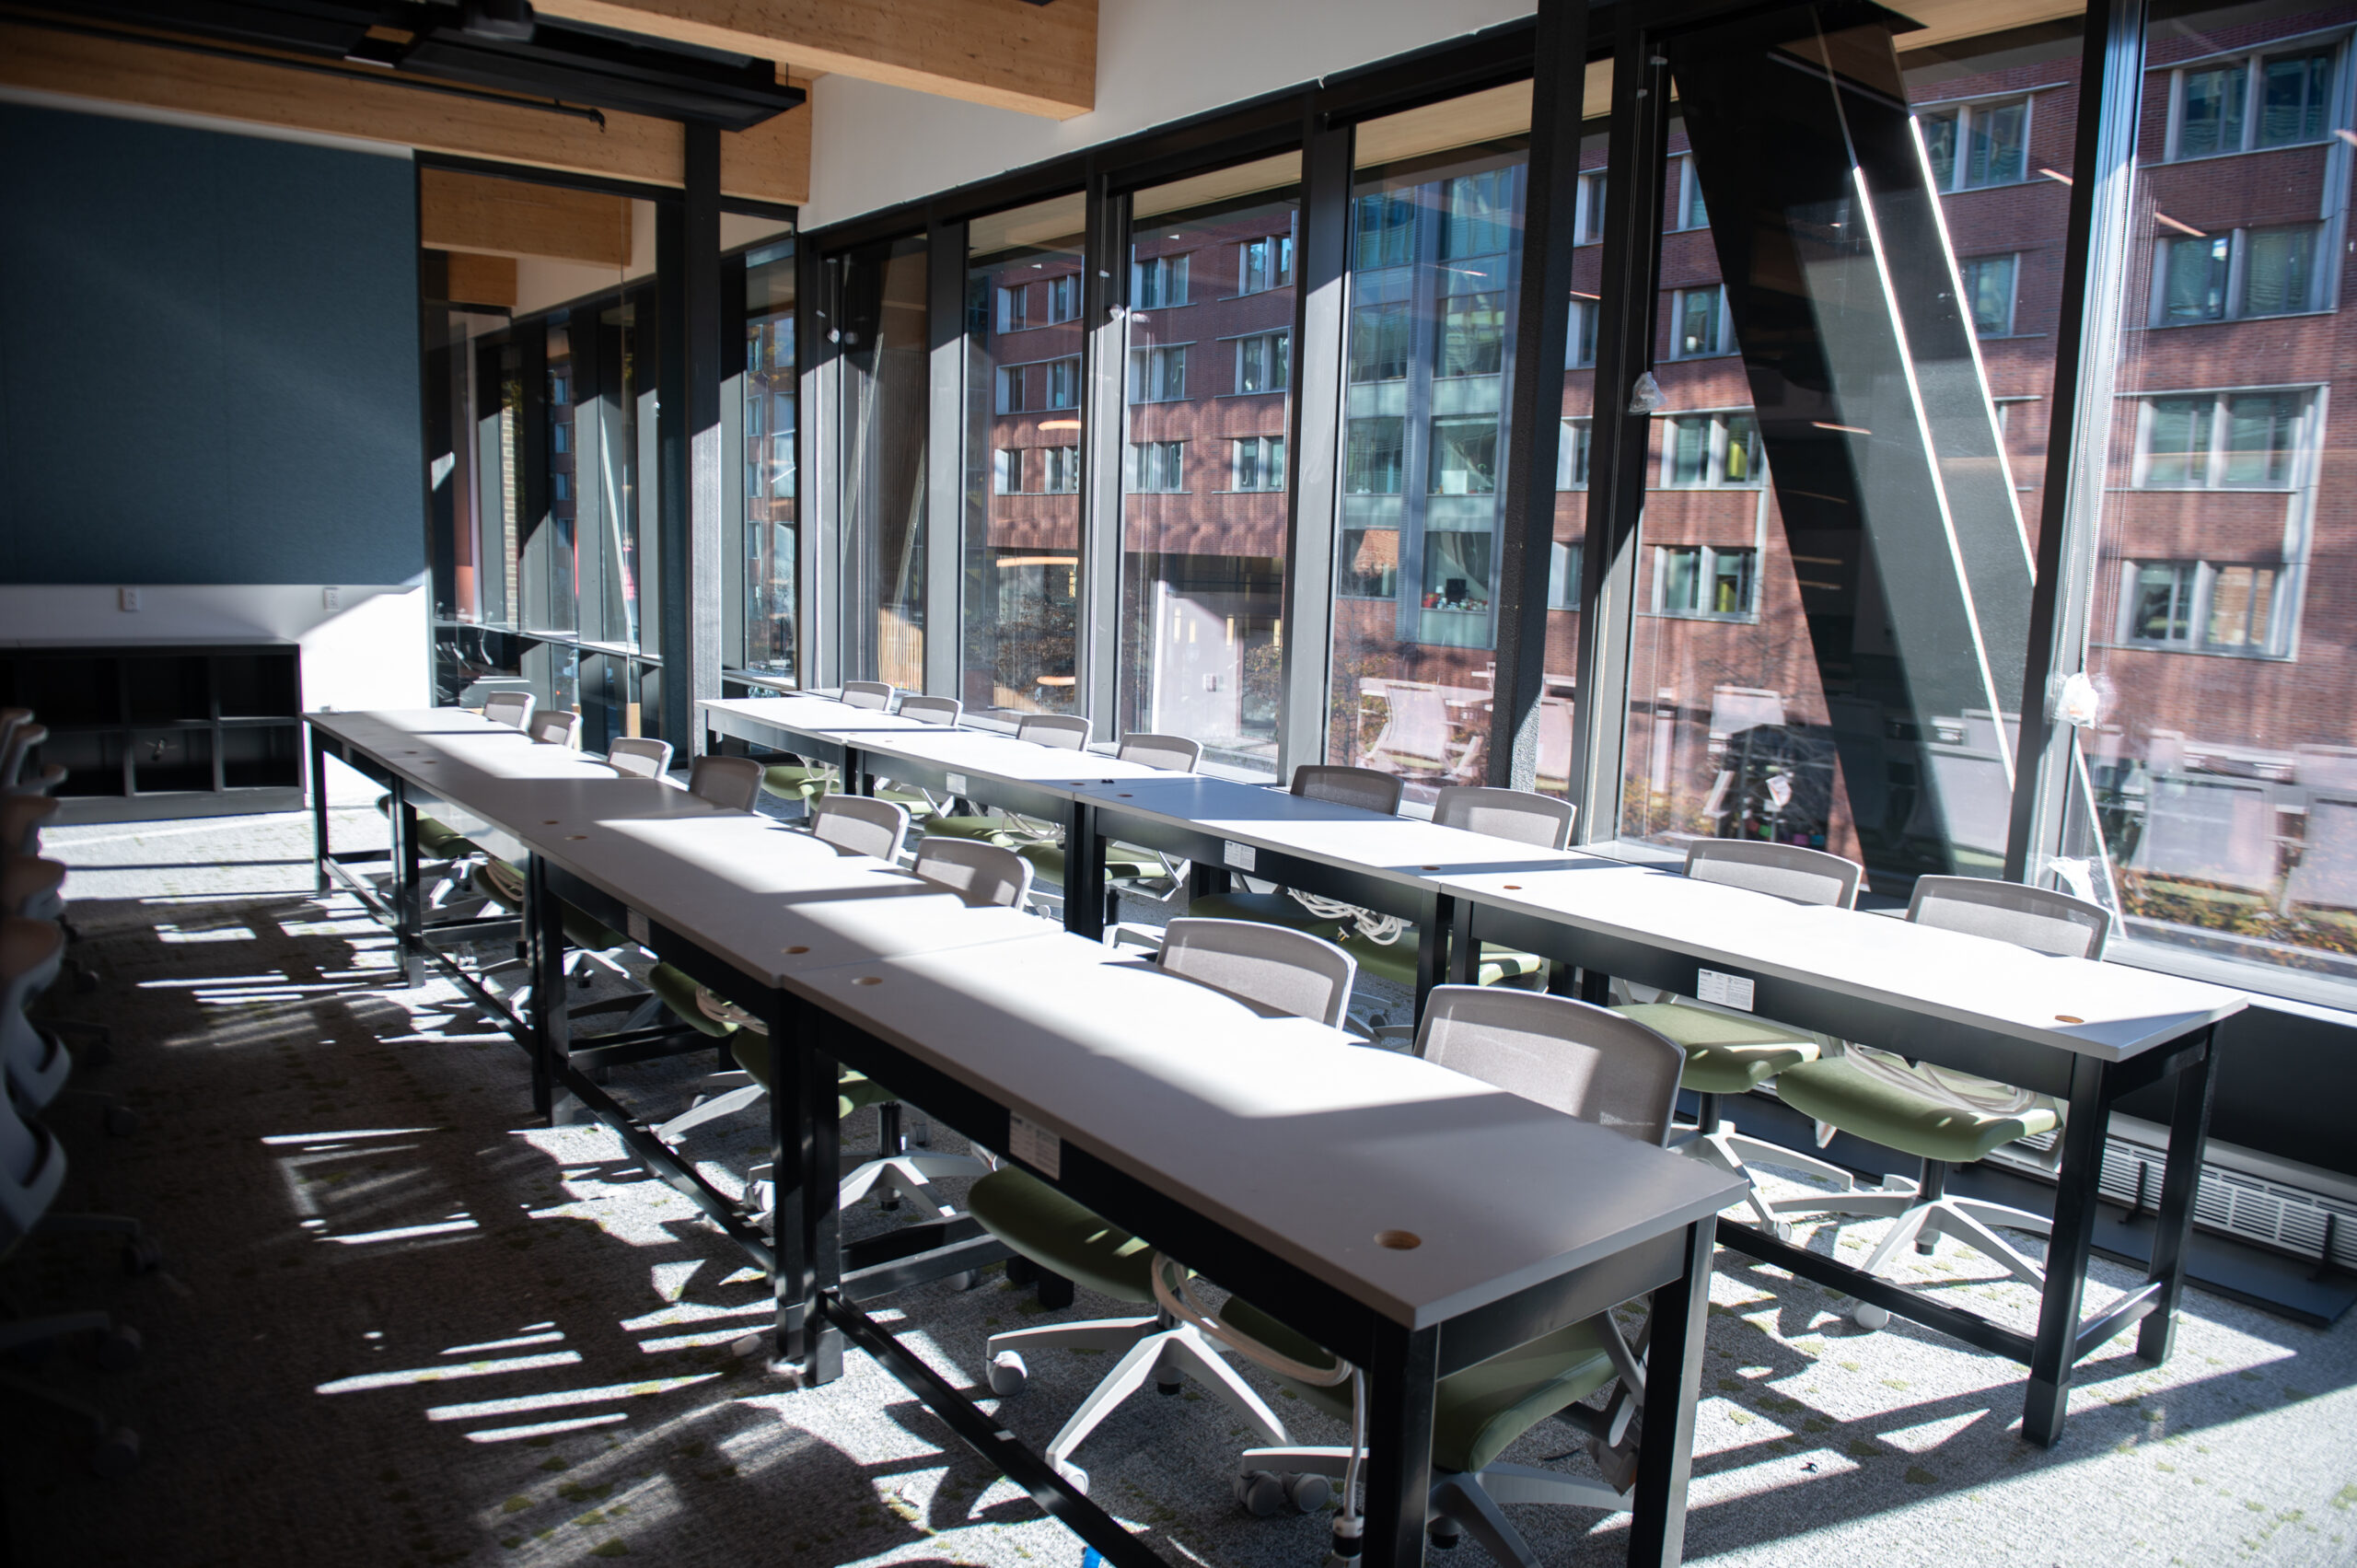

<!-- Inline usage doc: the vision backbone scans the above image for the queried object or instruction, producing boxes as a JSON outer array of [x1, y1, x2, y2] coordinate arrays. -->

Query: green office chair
[[869, 695, 963, 824], [969, 917, 1357, 1494], [1341, 786, 1567, 1038], [1201, 986, 1684, 1567], [757, 681, 896, 806], [1768, 876, 2111, 1326], [996, 733, 1204, 923], [1611, 839, 1871, 1234], [648, 808, 1028, 1220], [1184, 764, 1404, 935], [921, 713, 1095, 844]]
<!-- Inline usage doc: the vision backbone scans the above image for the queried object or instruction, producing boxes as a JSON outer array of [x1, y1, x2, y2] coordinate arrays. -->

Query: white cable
[[1287, 890, 1408, 945]]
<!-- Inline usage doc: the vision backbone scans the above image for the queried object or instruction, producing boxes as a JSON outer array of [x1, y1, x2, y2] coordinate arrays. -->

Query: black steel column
[[2024, 1052, 2110, 1444], [1361, 1319, 1439, 1568], [659, 126, 725, 749], [1629, 1216, 1714, 1568], [1488, 0, 1590, 791], [2139, 1028, 2217, 1364]]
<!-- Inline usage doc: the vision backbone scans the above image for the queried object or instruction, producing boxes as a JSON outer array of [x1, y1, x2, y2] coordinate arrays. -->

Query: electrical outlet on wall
[[322, 586, 341, 611], [119, 587, 141, 611]]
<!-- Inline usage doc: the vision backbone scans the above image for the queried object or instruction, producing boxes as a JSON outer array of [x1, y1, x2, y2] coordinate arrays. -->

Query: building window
[[2159, 226, 2320, 323], [1962, 253, 2019, 335], [1655, 545, 1759, 619], [1042, 447, 1082, 494], [1666, 155, 1709, 231], [2120, 560, 2287, 654], [2161, 234, 2231, 322], [1557, 418, 1592, 490], [1231, 436, 1285, 492], [1568, 296, 1599, 367], [1663, 412, 1763, 488], [993, 447, 1021, 494], [2133, 389, 2313, 488], [1548, 540, 1583, 610], [2245, 225, 2319, 315], [1922, 96, 2030, 190], [1235, 331, 1290, 394], [1351, 303, 1412, 381], [1344, 417, 1404, 494], [1430, 415, 1499, 495], [1045, 274, 1078, 324], [1127, 344, 1187, 403], [1240, 235, 1295, 295], [1341, 528, 1399, 598], [1441, 294, 1508, 377], [1576, 169, 1609, 244], [1132, 253, 1190, 308], [1670, 285, 1727, 358], [1128, 440, 1185, 494], [1354, 190, 1418, 270], [2170, 47, 2337, 159], [997, 284, 1029, 333], [1443, 168, 1515, 258], [1045, 356, 1081, 411], [997, 364, 1027, 413]]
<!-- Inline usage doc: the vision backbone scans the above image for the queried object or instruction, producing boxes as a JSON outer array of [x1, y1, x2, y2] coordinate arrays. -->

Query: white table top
[[1440, 863, 2247, 1060], [790, 931, 1740, 1328], [699, 694, 940, 741], [849, 727, 1170, 790]]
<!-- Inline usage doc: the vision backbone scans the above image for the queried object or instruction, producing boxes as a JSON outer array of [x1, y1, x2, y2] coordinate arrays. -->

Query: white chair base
[[986, 1316, 1290, 1492], [1771, 1173, 2052, 1315], [660, 1077, 987, 1217], [1675, 1119, 1859, 1234]]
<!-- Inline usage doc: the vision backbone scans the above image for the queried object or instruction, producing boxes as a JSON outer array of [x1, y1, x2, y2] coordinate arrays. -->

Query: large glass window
[[740, 240, 796, 679], [839, 234, 929, 691], [962, 194, 1086, 717], [2076, 0, 2354, 989], [1117, 155, 1299, 776]]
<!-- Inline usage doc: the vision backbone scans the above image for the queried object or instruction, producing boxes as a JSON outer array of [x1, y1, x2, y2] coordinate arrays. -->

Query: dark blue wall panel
[[0, 104, 423, 585]]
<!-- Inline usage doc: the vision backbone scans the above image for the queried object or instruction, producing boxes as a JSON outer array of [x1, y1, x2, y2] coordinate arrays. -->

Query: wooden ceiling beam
[[534, 0, 1097, 120], [422, 168, 634, 264], [0, 21, 809, 205]]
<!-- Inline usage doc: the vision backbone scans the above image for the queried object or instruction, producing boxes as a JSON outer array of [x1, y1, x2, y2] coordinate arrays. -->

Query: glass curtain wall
[[962, 196, 1087, 716], [1119, 155, 1301, 776], [2078, 0, 2357, 983], [741, 239, 798, 679], [1332, 85, 1532, 804], [838, 235, 931, 691], [1623, 4, 2081, 893]]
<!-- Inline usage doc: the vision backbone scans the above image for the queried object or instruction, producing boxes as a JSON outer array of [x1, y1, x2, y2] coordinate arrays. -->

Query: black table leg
[[1628, 1216, 1713, 1568], [2023, 1053, 2109, 1445], [1189, 860, 1230, 901], [773, 998, 844, 1385], [2138, 1027, 2217, 1365], [843, 743, 872, 798], [1065, 799, 1107, 941], [1362, 1319, 1438, 1568], [1448, 897, 1477, 986], [309, 727, 331, 893], [1414, 890, 1454, 1020], [394, 784, 425, 987], [526, 853, 573, 1125]]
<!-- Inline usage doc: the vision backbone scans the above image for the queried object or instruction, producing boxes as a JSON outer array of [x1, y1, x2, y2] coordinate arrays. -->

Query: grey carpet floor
[[4, 807, 2355, 1568]]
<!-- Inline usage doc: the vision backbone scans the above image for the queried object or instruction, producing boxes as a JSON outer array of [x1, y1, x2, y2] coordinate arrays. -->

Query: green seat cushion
[[1018, 842, 1167, 891], [923, 815, 1017, 844], [372, 795, 474, 859], [1341, 929, 1542, 991], [876, 785, 939, 819], [711, 1027, 892, 1120], [1613, 1003, 1820, 1095], [1218, 1296, 1616, 1475], [761, 763, 832, 802], [650, 961, 736, 1039], [966, 1168, 1154, 1304], [1774, 1055, 2060, 1165], [470, 860, 623, 952], [1183, 889, 1345, 937]]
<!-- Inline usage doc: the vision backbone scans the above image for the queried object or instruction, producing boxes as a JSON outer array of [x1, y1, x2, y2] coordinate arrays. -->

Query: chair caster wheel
[[122, 1237, 163, 1276], [947, 1271, 981, 1292], [1429, 1519, 1463, 1550], [1052, 1458, 1088, 1495], [1236, 1469, 1286, 1516], [1286, 1473, 1330, 1513], [89, 1427, 139, 1477], [96, 1325, 143, 1372], [1770, 1220, 1793, 1243], [987, 1351, 1028, 1396], [1852, 1301, 1889, 1330], [104, 1106, 143, 1137], [1155, 1376, 1182, 1397]]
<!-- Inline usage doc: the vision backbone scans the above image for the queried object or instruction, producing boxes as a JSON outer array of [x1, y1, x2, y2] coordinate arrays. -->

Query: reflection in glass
[[742, 240, 796, 678], [838, 235, 929, 691], [1117, 156, 1298, 775]]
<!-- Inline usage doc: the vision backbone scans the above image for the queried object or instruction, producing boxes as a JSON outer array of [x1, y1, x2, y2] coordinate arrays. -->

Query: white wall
[[801, 0, 1536, 230]]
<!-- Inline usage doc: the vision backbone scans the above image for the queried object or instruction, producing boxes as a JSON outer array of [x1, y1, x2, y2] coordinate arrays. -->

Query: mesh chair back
[[900, 694, 962, 726], [1158, 918, 1355, 1028], [1, 726, 44, 789], [606, 737, 673, 778], [687, 754, 764, 812], [482, 692, 535, 729], [1433, 785, 1574, 850], [1684, 838, 1863, 908], [1292, 764, 1404, 817], [1416, 986, 1685, 1147], [810, 795, 910, 863], [2, 797, 59, 857], [0, 710, 28, 761], [1909, 875, 2111, 959], [914, 837, 1034, 909], [1017, 714, 1092, 750], [0, 1062, 64, 1245], [528, 710, 582, 749], [841, 681, 895, 710], [1119, 733, 1202, 772], [3, 858, 66, 922]]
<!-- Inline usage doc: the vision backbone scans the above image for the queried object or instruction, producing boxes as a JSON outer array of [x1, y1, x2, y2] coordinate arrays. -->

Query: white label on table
[[1008, 1114, 1062, 1179], [1696, 969, 1755, 1012], [626, 910, 650, 946], [1223, 841, 1257, 873], [946, 772, 969, 795]]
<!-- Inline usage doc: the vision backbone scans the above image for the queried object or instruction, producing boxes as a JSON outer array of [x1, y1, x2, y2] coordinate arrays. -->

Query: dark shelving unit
[[1, 643, 304, 822]]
